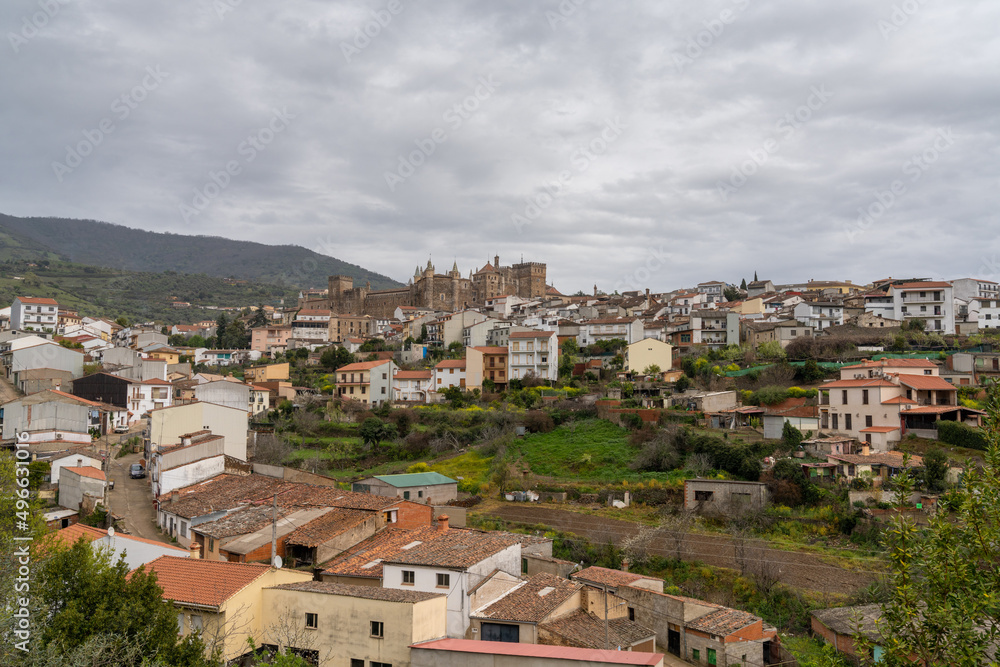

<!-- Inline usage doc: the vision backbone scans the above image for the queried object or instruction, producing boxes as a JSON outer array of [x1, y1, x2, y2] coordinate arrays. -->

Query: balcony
[[901, 293, 943, 303]]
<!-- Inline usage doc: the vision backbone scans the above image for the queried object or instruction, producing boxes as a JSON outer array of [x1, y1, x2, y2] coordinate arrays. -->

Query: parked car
[[114, 424, 129, 434], [129, 464, 146, 479]]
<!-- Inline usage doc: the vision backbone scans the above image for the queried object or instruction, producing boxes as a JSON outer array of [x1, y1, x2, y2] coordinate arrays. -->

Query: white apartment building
[[508, 330, 557, 381], [11, 297, 59, 331]]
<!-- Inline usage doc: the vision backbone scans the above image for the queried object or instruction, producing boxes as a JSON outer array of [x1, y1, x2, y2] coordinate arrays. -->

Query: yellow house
[[262, 581, 447, 666], [625, 339, 674, 375], [246, 362, 291, 383], [141, 556, 312, 663], [148, 347, 182, 365], [736, 297, 765, 315]]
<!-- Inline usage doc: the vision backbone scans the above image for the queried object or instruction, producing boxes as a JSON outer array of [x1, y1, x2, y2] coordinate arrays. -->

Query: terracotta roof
[[337, 360, 393, 372], [571, 566, 657, 589], [434, 359, 466, 369], [17, 297, 59, 305], [138, 378, 172, 385], [283, 508, 372, 548], [471, 346, 508, 354], [822, 378, 897, 388], [323, 525, 519, 577], [509, 330, 555, 338], [585, 318, 639, 325], [410, 639, 663, 665], [686, 607, 760, 637], [840, 359, 937, 370], [272, 580, 443, 603], [882, 396, 917, 405], [897, 375, 957, 391], [859, 426, 899, 433], [903, 405, 985, 415], [63, 466, 106, 481], [473, 572, 582, 623], [138, 556, 270, 608], [51, 523, 106, 546], [812, 604, 883, 641], [540, 609, 655, 649], [394, 370, 432, 380], [192, 505, 296, 539]]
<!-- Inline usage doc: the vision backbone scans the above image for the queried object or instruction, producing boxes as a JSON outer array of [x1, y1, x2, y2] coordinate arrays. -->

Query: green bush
[[936, 420, 988, 450]]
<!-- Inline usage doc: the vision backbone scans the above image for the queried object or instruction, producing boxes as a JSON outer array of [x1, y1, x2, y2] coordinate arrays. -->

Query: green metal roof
[[374, 472, 457, 488]]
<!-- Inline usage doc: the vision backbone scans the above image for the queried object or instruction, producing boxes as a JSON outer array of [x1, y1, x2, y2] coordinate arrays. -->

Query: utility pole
[[604, 583, 610, 650], [270, 494, 277, 565]]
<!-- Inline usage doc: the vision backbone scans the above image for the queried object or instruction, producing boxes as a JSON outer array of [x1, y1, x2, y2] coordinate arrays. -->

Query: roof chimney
[[621, 557, 630, 573], [861, 443, 870, 457], [437, 514, 449, 532], [189, 542, 201, 559]]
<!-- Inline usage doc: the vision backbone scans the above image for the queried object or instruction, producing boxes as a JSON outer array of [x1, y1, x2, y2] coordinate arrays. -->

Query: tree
[[857, 384, 1000, 665], [115, 315, 130, 327], [781, 420, 804, 449], [34, 538, 213, 666], [215, 313, 229, 345], [642, 364, 661, 376], [740, 278, 747, 290], [359, 417, 387, 449], [756, 340, 786, 361], [921, 447, 949, 492], [249, 304, 269, 329], [674, 375, 690, 392], [723, 285, 742, 302], [221, 320, 249, 349], [320, 346, 354, 370]]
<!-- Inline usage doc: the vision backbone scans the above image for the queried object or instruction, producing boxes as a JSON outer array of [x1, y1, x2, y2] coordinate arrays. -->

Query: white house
[[151, 431, 227, 497], [578, 318, 644, 346], [48, 450, 103, 484], [147, 401, 248, 461], [432, 359, 466, 393], [128, 378, 173, 422], [393, 370, 433, 403], [884, 282, 955, 334], [792, 301, 845, 331], [194, 380, 251, 414], [508, 330, 558, 381], [11, 297, 59, 332]]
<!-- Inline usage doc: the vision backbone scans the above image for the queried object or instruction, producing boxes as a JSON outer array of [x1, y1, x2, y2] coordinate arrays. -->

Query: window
[[628, 607, 635, 621], [436, 573, 450, 588], [832, 414, 839, 430], [845, 414, 852, 430], [305, 613, 318, 629], [842, 390, 848, 405], [370, 620, 384, 638], [351, 660, 364, 667], [371, 662, 392, 667], [521, 557, 528, 574], [180, 521, 188, 538], [481, 623, 519, 643], [694, 490, 713, 502], [190, 615, 203, 632], [865, 415, 873, 428], [707, 648, 717, 665], [692, 649, 700, 661], [403, 491, 410, 500], [417, 490, 423, 498], [862, 389, 869, 405], [177, 613, 184, 634], [208, 537, 215, 552], [924, 369, 932, 375]]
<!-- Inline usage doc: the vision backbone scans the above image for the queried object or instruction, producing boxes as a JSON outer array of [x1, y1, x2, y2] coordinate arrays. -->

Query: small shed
[[353, 471, 458, 505], [683, 479, 769, 515]]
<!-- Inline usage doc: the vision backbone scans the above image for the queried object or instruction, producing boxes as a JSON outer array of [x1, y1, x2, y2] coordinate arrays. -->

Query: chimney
[[437, 514, 449, 532], [621, 557, 630, 573], [861, 443, 870, 457], [645, 288, 650, 299], [189, 542, 201, 559]]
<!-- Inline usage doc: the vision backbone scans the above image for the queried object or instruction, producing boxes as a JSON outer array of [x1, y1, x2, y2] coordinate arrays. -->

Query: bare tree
[[658, 508, 694, 561], [688, 452, 713, 476], [252, 433, 293, 465]]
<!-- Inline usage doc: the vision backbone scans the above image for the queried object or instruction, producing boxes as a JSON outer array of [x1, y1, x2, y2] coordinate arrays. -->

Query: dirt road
[[481, 504, 877, 596]]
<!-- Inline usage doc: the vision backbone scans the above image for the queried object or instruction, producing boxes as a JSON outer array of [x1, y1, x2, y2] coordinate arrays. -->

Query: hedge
[[936, 420, 988, 451]]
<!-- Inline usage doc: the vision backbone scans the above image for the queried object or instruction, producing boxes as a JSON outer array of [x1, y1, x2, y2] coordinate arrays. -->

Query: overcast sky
[[3, 0, 999, 293]]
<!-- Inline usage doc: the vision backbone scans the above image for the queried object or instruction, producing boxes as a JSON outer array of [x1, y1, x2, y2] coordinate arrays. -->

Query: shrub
[[936, 420, 988, 450], [524, 410, 555, 433], [619, 412, 643, 430]]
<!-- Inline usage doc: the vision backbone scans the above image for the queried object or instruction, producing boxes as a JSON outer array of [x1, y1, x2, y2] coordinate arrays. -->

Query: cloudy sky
[[3, 0, 999, 293]]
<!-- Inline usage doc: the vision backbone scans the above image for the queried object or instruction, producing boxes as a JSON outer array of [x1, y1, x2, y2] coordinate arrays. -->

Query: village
[[5, 265, 1000, 667]]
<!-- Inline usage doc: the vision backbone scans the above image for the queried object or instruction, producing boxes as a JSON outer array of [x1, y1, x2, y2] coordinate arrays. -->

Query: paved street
[[105, 443, 171, 545]]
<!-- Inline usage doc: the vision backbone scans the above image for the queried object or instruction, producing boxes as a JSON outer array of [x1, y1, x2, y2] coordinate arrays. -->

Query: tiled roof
[[686, 607, 760, 636], [373, 472, 456, 488], [435, 359, 466, 369], [540, 610, 655, 649], [284, 508, 372, 548], [882, 396, 916, 405], [410, 639, 663, 665], [472, 346, 508, 354], [64, 466, 106, 481], [903, 405, 985, 415], [52, 523, 106, 546], [890, 281, 951, 290], [17, 296, 59, 305], [394, 370, 432, 380], [337, 360, 392, 372], [812, 604, 883, 640], [323, 525, 520, 577], [509, 330, 555, 338], [138, 556, 270, 607], [271, 580, 443, 603], [859, 426, 899, 433], [571, 566, 655, 589], [192, 505, 295, 539], [161, 474, 285, 519], [840, 359, 937, 370], [474, 572, 581, 623], [585, 318, 639, 325], [897, 375, 957, 391]]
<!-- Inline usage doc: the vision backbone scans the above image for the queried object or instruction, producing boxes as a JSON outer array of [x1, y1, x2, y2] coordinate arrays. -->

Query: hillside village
[[6, 263, 1000, 667]]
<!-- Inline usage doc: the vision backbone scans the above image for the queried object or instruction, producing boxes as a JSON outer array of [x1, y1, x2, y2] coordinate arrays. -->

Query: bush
[[619, 412, 643, 430], [523, 410, 555, 433], [936, 420, 988, 450]]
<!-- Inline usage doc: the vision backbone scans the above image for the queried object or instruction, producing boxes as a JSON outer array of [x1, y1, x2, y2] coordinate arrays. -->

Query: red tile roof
[[52, 523, 106, 545], [540, 609, 655, 649], [394, 370, 432, 380], [138, 556, 270, 607], [859, 426, 899, 433], [473, 572, 582, 623], [283, 508, 372, 548], [338, 359, 393, 372], [897, 375, 957, 391], [890, 282, 951, 290], [829, 452, 922, 467], [686, 607, 761, 637], [410, 639, 663, 665], [271, 580, 443, 603], [435, 359, 466, 369], [471, 346, 508, 354], [64, 466, 106, 481], [841, 359, 937, 370], [17, 297, 59, 305], [509, 330, 555, 338], [822, 378, 897, 388], [882, 396, 916, 405], [571, 566, 658, 589]]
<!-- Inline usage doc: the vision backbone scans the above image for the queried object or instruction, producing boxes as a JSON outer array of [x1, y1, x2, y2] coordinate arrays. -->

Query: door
[[667, 629, 681, 656]]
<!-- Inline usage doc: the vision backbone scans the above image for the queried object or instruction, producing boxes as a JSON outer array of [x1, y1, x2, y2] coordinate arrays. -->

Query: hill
[[0, 214, 401, 290], [0, 259, 299, 324]]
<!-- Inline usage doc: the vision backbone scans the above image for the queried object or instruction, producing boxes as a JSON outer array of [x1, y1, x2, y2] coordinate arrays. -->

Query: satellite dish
[[107, 527, 115, 538], [272, 556, 283, 569]]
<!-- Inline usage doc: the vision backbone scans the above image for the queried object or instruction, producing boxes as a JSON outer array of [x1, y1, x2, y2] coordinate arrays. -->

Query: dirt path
[[480, 504, 878, 596], [0, 375, 20, 404]]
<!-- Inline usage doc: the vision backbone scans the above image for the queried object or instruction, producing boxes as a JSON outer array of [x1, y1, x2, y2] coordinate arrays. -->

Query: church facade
[[328, 256, 547, 319]]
